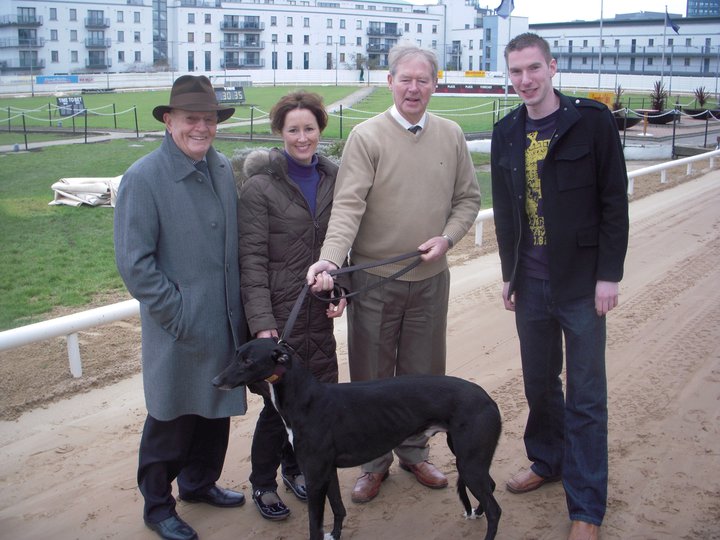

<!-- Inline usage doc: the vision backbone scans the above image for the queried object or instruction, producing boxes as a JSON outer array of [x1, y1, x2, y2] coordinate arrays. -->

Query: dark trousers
[[514, 275, 608, 525], [249, 395, 301, 491], [137, 414, 230, 522]]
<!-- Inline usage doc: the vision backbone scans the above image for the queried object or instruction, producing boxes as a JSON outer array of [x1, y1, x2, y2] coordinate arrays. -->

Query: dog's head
[[213, 338, 291, 390]]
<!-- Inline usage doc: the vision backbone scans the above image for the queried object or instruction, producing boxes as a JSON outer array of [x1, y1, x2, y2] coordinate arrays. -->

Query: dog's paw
[[464, 509, 479, 520], [324, 533, 337, 540]]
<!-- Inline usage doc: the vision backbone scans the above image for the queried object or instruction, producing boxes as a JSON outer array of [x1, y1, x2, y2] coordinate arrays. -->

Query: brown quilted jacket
[[238, 148, 340, 383]]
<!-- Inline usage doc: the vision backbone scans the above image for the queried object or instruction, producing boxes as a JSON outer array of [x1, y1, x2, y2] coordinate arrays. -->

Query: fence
[[0, 149, 719, 377]]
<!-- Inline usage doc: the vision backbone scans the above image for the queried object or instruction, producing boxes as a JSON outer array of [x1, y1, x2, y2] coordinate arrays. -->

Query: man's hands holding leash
[[305, 260, 347, 317]]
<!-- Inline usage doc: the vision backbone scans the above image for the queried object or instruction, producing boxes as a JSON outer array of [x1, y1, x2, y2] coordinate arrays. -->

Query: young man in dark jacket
[[491, 33, 629, 540]]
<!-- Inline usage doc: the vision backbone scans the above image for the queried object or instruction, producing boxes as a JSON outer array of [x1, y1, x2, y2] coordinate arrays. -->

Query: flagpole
[[661, 6, 668, 85], [504, 16, 511, 105], [597, 0, 603, 89]]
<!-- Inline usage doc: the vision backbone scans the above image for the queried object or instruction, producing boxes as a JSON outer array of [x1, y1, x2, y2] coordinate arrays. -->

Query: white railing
[[472, 148, 720, 246], [1, 148, 719, 377]]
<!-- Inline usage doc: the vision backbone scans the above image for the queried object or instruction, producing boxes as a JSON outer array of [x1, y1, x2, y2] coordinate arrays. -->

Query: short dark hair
[[504, 32, 553, 64], [270, 91, 328, 134]]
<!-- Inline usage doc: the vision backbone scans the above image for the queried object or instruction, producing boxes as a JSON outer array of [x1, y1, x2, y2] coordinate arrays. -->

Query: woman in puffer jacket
[[237, 91, 347, 521]]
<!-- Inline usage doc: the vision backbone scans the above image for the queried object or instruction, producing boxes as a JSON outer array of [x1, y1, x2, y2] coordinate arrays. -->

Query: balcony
[[0, 38, 45, 48], [0, 15, 43, 27], [0, 58, 45, 71], [85, 17, 110, 29], [220, 20, 264, 31], [85, 38, 112, 48], [220, 40, 264, 50], [221, 59, 265, 69], [367, 27, 402, 37], [85, 58, 112, 69], [366, 43, 392, 53]]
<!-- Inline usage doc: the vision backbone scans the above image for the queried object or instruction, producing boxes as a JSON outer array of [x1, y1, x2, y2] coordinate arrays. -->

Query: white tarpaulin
[[49, 176, 122, 207]]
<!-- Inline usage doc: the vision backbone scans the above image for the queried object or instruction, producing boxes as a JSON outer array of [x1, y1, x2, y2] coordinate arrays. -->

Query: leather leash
[[279, 250, 424, 343]]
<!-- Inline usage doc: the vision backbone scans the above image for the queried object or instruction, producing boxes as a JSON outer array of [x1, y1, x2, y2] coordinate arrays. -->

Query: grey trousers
[[347, 268, 450, 472]]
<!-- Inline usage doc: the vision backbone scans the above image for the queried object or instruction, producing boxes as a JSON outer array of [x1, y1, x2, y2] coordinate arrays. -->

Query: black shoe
[[181, 485, 245, 508], [282, 473, 308, 501], [145, 515, 198, 540], [252, 489, 291, 521]]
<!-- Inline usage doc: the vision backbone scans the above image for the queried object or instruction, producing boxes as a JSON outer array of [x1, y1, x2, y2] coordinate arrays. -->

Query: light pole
[[335, 40, 338, 86], [272, 41, 276, 86]]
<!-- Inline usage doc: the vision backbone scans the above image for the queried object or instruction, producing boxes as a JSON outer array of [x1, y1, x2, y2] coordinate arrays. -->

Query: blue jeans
[[514, 275, 608, 526]]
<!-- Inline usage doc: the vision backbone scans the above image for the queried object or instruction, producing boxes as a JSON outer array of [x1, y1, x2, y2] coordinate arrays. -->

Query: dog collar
[[265, 366, 286, 384]]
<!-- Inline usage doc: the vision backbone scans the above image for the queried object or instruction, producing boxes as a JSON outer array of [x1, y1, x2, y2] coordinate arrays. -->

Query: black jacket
[[491, 91, 629, 302], [239, 148, 339, 383]]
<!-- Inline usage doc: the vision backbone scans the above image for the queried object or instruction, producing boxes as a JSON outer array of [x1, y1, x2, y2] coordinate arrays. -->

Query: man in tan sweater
[[307, 43, 481, 503]]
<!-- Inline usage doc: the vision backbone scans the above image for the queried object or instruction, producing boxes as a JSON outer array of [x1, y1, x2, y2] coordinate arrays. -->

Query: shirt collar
[[390, 105, 427, 131]]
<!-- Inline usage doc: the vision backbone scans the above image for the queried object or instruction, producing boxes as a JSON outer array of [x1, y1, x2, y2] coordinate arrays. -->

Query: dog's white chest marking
[[269, 384, 295, 448]]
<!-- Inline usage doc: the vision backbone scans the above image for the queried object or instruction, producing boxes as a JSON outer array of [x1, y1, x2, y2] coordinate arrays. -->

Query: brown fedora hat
[[152, 75, 235, 123]]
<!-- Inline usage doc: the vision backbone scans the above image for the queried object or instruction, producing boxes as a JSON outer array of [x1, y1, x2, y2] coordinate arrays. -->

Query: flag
[[665, 9, 680, 34], [496, 0, 514, 19]]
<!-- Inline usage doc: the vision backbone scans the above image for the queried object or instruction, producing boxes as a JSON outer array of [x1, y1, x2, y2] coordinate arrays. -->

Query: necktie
[[408, 125, 422, 134], [194, 160, 209, 177]]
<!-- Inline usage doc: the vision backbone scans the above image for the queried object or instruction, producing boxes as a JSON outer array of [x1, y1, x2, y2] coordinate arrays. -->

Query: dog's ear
[[271, 347, 290, 365]]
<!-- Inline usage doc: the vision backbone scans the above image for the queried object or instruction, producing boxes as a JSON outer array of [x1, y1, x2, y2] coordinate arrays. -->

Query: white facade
[[0, 0, 718, 91]]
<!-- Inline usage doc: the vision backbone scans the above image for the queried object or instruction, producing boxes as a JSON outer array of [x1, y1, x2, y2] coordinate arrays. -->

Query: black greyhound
[[213, 338, 501, 540]]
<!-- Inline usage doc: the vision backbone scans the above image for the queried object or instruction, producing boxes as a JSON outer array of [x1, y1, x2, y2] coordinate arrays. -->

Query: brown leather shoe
[[568, 520, 599, 540], [506, 468, 561, 494], [399, 460, 448, 489], [351, 470, 389, 503]]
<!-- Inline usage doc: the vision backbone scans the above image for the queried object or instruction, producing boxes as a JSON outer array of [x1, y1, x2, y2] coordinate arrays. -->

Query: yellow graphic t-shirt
[[520, 111, 558, 279]]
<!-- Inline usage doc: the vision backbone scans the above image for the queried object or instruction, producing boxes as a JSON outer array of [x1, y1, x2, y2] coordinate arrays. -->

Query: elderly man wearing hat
[[114, 75, 247, 540]]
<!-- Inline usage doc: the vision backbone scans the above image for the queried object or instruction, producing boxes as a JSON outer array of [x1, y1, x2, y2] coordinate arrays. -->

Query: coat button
[[210, 221, 218, 228]]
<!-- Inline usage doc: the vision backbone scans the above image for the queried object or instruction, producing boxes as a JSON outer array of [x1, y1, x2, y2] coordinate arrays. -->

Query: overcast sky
[[414, 1, 689, 24]]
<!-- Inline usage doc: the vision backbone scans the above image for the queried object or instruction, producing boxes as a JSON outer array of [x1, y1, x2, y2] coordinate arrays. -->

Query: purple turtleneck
[[284, 151, 320, 216]]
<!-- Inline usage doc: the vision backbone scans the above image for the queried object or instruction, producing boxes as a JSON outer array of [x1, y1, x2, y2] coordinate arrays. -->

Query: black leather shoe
[[145, 515, 198, 540], [282, 473, 308, 501], [181, 485, 245, 508], [252, 489, 291, 521]]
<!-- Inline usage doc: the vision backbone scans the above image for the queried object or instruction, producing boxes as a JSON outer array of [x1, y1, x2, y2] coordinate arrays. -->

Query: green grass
[[0, 88, 494, 331]]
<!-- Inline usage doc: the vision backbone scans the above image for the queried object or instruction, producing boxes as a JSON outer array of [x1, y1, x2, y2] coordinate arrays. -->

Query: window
[[583, 39, 588, 47], [685, 38, 691, 46], [340, 35, 345, 45], [134, 12, 140, 23], [188, 32, 194, 42], [432, 24, 437, 34], [118, 50, 125, 62], [71, 50, 78, 62], [356, 36, 362, 46], [188, 13, 195, 24], [668, 38, 673, 46], [304, 34, 310, 45], [205, 13, 211, 24], [49, 8, 57, 20], [70, 30, 78, 41], [117, 11, 123, 23], [340, 19, 345, 29], [417, 24, 422, 32], [287, 17, 293, 27], [135, 51, 141, 62], [271, 33, 278, 43], [356, 20, 362, 30], [304, 17, 310, 27], [271, 16, 277, 26], [50, 29, 58, 41], [117, 30, 124, 42], [205, 33, 211, 43], [684, 57, 690, 66], [327, 35, 333, 45], [69, 9, 77, 21], [327, 19, 332, 28], [51, 50, 59, 63], [648, 38, 654, 46], [468, 40, 473, 50], [287, 34, 293, 44], [648, 57, 654, 65], [287, 51, 292, 69], [304, 51, 309, 69], [404, 23, 409, 32], [134, 31, 141, 43], [340, 52, 345, 63]]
